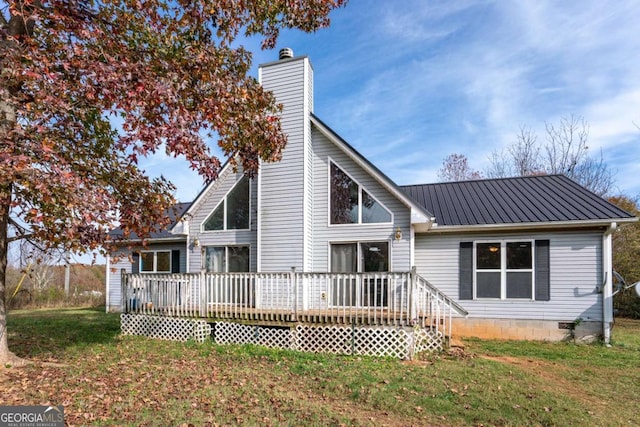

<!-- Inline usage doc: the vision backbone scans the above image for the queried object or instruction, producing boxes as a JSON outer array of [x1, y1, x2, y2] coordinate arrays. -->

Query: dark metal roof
[[108, 202, 191, 240], [401, 175, 634, 226]]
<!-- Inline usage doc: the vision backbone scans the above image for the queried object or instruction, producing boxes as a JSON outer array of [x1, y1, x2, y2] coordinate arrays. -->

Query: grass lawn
[[2, 308, 639, 426]]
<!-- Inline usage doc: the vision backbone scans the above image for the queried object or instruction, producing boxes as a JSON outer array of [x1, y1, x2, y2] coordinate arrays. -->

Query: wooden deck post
[[121, 269, 127, 313], [410, 266, 417, 324], [199, 270, 206, 318], [290, 267, 297, 321]]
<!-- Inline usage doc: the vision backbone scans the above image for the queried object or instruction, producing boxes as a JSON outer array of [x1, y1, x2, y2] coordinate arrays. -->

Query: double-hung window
[[475, 241, 534, 299], [203, 176, 250, 231], [460, 240, 550, 301], [139, 251, 171, 273], [329, 161, 392, 225]]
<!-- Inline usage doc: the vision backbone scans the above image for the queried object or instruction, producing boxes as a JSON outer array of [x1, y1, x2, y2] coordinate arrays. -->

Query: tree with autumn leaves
[[0, 0, 345, 364]]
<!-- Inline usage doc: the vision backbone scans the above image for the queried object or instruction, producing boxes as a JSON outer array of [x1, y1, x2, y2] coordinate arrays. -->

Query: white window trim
[[327, 158, 394, 227], [473, 239, 536, 300], [328, 240, 392, 273], [139, 250, 172, 274], [201, 176, 251, 233], [328, 240, 392, 308], [203, 245, 251, 272]]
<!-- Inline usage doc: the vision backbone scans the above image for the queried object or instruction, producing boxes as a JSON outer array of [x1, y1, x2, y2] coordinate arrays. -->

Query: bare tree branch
[[509, 126, 541, 176], [485, 149, 511, 178], [437, 154, 483, 182], [485, 115, 615, 195]]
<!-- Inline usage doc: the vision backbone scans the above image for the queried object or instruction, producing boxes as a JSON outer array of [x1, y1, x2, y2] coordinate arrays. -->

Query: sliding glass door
[[330, 242, 389, 307]]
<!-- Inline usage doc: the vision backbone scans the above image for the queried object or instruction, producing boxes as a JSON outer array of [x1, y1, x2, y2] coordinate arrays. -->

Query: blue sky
[[142, 0, 640, 202]]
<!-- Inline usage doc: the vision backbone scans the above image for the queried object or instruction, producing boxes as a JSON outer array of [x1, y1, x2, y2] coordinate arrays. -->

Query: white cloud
[[582, 90, 640, 149]]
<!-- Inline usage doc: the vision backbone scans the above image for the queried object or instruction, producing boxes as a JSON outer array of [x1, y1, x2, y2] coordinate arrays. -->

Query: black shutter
[[171, 250, 181, 273], [132, 252, 140, 274], [535, 240, 550, 301], [459, 242, 473, 300]]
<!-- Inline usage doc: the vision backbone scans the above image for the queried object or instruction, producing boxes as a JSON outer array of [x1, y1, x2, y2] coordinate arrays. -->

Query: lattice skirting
[[294, 325, 411, 359], [413, 328, 445, 353], [121, 313, 212, 342], [214, 322, 293, 349], [120, 315, 444, 359]]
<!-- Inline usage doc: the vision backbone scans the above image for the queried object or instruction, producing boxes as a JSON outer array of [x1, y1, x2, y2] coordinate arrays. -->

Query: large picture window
[[330, 241, 389, 307], [330, 161, 392, 225], [475, 241, 533, 299], [204, 246, 250, 273], [203, 176, 250, 231], [139, 251, 171, 273]]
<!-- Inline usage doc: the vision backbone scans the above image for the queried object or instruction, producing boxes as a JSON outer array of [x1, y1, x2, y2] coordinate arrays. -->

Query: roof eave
[[110, 236, 188, 245], [424, 217, 638, 234]]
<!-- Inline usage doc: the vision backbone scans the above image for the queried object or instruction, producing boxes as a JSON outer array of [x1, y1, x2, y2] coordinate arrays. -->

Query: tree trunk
[[0, 183, 10, 358], [0, 7, 37, 366], [0, 182, 24, 365]]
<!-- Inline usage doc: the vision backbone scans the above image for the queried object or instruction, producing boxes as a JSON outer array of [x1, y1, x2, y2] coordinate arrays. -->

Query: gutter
[[105, 254, 110, 312], [425, 217, 637, 234]]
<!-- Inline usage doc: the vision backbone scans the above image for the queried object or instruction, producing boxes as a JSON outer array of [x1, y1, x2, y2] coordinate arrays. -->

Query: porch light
[[394, 227, 402, 241], [192, 236, 200, 247]]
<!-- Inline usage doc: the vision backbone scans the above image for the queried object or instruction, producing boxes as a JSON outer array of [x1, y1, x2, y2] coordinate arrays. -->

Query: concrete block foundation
[[452, 318, 603, 342]]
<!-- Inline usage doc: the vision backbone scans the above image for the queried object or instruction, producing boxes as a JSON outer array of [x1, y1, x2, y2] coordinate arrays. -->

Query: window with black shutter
[[460, 239, 550, 300]]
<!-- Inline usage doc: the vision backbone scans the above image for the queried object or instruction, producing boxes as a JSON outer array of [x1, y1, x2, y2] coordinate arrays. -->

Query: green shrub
[[614, 288, 640, 319]]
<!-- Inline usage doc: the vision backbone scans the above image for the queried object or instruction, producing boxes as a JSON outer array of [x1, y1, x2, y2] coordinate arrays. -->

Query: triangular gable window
[[203, 176, 250, 231], [330, 161, 392, 225]]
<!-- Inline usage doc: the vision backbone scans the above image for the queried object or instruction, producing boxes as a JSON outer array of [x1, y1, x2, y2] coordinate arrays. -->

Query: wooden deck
[[126, 305, 445, 327], [121, 270, 468, 339]]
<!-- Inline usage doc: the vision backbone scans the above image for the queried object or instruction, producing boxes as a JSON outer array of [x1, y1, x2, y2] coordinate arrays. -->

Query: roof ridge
[[400, 174, 566, 188]]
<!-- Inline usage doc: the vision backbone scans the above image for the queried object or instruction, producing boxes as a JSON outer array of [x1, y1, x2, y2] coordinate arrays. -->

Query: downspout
[[105, 254, 110, 312], [603, 222, 616, 345], [180, 218, 189, 273], [185, 224, 190, 274]]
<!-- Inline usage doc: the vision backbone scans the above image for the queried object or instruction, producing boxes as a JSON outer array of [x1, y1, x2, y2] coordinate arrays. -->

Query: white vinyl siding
[[414, 231, 603, 322], [259, 57, 311, 271], [304, 61, 314, 271], [107, 248, 132, 310]]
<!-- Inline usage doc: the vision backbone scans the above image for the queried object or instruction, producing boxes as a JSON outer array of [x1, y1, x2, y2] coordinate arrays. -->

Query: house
[[106, 49, 636, 353]]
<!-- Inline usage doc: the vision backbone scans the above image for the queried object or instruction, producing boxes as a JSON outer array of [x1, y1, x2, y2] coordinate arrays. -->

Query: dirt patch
[[479, 355, 605, 408]]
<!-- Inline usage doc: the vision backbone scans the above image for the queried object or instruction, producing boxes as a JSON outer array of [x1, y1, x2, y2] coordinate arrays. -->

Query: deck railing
[[412, 273, 469, 339], [121, 269, 468, 339]]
